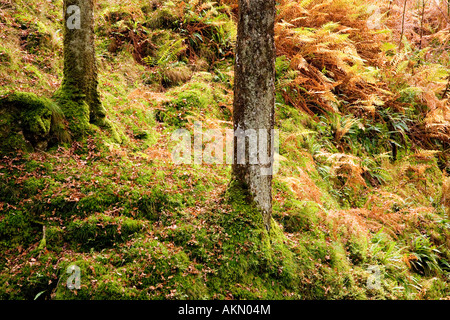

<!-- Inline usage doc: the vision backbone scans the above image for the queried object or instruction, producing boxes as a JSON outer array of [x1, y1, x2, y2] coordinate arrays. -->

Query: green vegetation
[[0, 0, 449, 300], [0, 92, 69, 152]]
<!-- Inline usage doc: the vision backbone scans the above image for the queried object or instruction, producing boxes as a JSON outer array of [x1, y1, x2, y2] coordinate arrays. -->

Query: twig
[[432, 0, 450, 23], [442, 75, 450, 99], [419, 0, 426, 50], [399, 0, 408, 49], [387, 0, 394, 17]]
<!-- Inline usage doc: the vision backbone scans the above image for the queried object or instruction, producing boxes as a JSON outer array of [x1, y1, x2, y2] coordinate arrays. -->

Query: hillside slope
[[0, 0, 449, 299]]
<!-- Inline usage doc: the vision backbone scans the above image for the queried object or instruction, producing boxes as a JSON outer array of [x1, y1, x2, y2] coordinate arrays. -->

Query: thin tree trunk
[[399, 0, 408, 49], [232, 0, 276, 231], [419, 0, 426, 50]]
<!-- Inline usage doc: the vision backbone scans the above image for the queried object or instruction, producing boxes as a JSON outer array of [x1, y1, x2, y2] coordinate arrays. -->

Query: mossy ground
[[0, 0, 449, 300]]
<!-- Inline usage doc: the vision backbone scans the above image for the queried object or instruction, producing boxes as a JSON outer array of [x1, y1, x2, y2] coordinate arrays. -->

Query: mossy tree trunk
[[232, 0, 276, 231], [57, 0, 107, 138]]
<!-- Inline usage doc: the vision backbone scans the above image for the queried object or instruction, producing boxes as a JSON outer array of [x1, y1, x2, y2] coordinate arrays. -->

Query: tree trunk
[[62, 0, 105, 125], [232, 0, 276, 231]]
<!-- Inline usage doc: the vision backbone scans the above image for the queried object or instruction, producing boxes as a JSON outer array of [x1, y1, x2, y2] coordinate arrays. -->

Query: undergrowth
[[0, 0, 449, 300]]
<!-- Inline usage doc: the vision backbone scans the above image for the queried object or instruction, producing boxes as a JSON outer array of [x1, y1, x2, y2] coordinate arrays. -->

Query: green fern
[[143, 38, 186, 67]]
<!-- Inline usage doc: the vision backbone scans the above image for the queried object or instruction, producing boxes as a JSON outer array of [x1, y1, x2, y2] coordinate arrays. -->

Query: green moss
[[0, 107, 33, 152], [55, 240, 208, 299], [136, 187, 184, 222], [0, 47, 12, 65], [67, 214, 145, 251], [281, 200, 320, 233], [0, 92, 69, 152], [95, 116, 124, 144], [421, 278, 450, 299], [145, 8, 179, 30], [0, 210, 39, 250], [22, 26, 53, 55], [123, 239, 208, 299], [53, 86, 91, 140], [4, 93, 50, 133], [46, 226, 65, 251], [2, 0, 450, 301], [197, 181, 302, 298], [275, 56, 290, 80], [161, 64, 193, 87], [0, 251, 59, 300], [218, 181, 372, 299], [53, 83, 123, 144], [21, 176, 47, 197], [156, 79, 223, 127], [54, 256, 142, 299], [54, 257, 110, 300], [346, 235, 369, 265]]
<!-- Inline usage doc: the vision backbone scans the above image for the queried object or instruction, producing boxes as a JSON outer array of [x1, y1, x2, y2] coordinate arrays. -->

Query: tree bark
[[62, 0, 105, 124], [232, 0, 276, 231]]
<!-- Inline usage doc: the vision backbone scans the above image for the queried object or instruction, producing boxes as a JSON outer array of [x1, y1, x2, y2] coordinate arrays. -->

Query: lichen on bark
[[232, 0, 276, 231]]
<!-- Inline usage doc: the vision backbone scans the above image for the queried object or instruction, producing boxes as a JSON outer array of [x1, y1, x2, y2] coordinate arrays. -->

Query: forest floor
[[0, 0, 449, 299]]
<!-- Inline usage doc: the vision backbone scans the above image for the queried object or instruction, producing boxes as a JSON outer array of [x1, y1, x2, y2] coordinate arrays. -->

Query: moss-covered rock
[[0, 92, 69, 153], [66, 214, 145, 251], [0, 209, 39, 250], [54, 239, 208, 300], [155, 78, 225, 127], [145, 7, 180, 30], [161, 64, 193, 87]]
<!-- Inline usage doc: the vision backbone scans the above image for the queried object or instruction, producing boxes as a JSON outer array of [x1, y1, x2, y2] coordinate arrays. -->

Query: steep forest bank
[[0, 0, 449, 299]]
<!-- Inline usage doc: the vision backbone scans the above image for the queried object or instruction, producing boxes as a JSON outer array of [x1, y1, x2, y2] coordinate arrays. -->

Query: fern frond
[[157, 39, 186, 66]]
